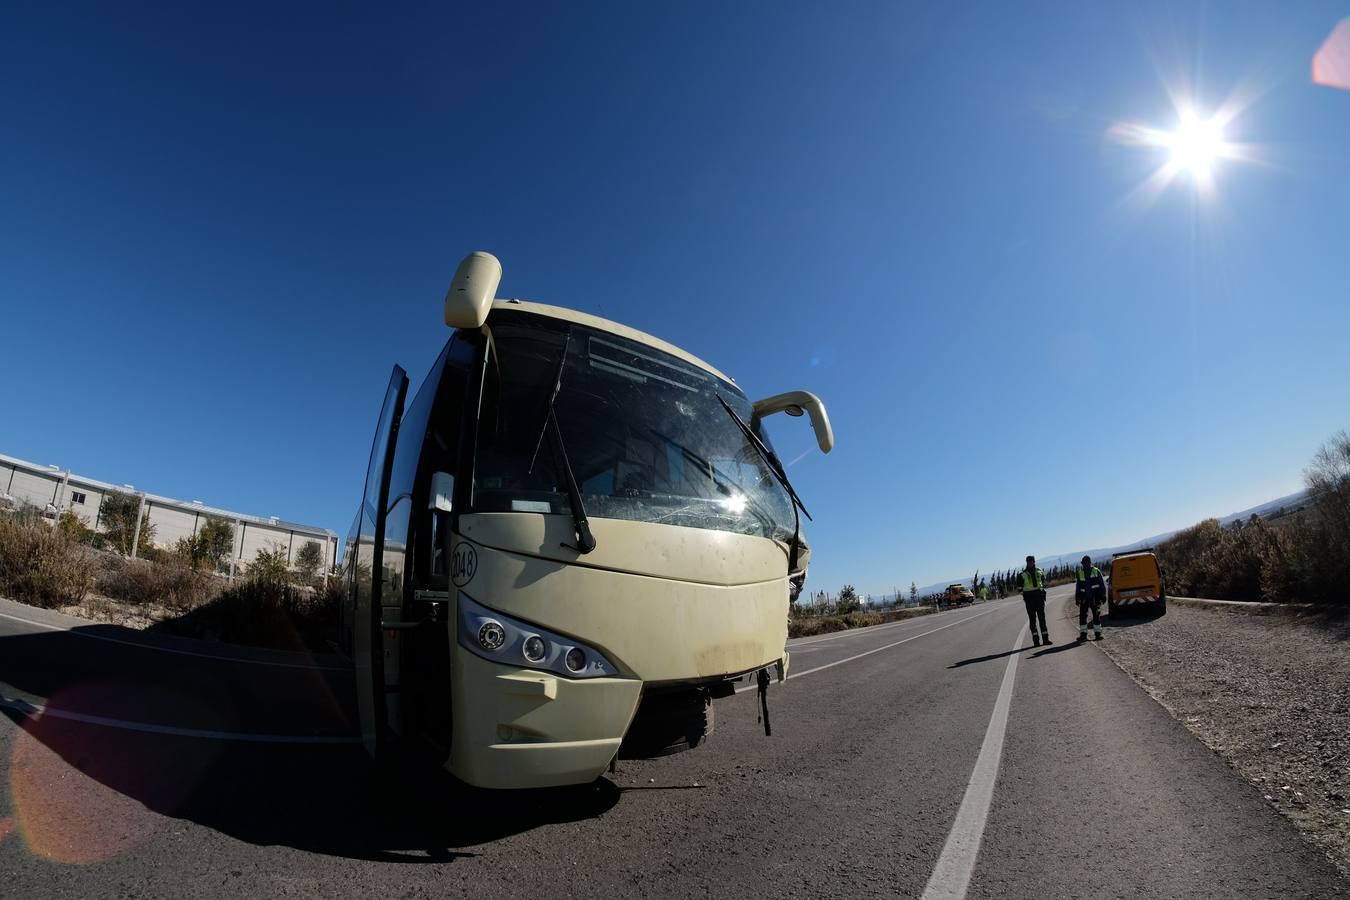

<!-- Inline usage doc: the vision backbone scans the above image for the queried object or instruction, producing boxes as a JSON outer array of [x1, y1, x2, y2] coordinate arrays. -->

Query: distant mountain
[[881, 489, 1310, 604]]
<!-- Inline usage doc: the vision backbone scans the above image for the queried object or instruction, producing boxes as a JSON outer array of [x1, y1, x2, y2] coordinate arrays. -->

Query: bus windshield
[[473, 309, 796, 542]]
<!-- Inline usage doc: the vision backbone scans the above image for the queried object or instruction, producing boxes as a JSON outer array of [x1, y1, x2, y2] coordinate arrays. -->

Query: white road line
[[0, 695, 360, 744], [0, 610, 351, 672], [735, 606, 1004, 694], [921, 623, 1029, 900]]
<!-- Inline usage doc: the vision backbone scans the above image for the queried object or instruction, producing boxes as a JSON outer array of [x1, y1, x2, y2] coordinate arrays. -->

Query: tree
[[249, 544, 292, 585], [199, 519, 234, 570], [295, 540, 323, 580], [176, 518, 235, 571], [910, 581, 918, 604], [970, 569, 979, 590], [836, 584, 860, 614], [100, 492, 156, 557]]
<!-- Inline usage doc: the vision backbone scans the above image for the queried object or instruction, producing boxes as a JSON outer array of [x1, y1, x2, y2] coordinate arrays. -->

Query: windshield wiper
[[716, 395, 812, 521], [716, 395, 810, 572], [527, 330, 596, 554]]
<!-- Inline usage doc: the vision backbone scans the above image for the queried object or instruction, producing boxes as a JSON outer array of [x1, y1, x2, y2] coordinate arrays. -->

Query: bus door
[[354, 365, 408, 759]]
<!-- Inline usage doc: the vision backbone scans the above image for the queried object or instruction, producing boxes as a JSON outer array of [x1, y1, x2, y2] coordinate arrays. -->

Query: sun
[[1106, 95, 1255, 204], [1163, 110, 1228, 177]]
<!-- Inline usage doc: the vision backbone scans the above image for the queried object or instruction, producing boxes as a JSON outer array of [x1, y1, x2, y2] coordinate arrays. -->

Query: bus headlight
[[457, 592, 620, 679], [522, 635, 547, 663], [478, 620, 506, 651]]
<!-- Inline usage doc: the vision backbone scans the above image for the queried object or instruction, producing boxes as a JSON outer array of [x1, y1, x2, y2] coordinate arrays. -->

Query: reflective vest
[[1020, 568, 1045, 591], [1076, 566, 1107, 604]]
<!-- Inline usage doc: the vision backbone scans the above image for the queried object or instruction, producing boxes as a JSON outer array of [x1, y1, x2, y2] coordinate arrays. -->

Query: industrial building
[[0, 451, 338, 574]]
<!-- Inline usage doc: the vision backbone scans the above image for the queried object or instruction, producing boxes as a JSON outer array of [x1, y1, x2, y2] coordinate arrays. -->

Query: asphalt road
[[1, 589, 1345, 898]]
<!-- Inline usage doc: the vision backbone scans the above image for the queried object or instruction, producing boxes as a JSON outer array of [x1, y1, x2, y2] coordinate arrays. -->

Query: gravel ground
[[1085, 600, 1350, 877]]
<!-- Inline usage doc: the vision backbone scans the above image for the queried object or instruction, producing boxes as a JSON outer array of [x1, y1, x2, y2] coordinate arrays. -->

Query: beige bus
[[339, 252, 834, 788]]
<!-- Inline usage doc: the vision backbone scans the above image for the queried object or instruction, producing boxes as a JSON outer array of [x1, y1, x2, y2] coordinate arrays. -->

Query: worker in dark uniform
[[1076, 554, 1107, 642], [1020, 555, 1051, 647]]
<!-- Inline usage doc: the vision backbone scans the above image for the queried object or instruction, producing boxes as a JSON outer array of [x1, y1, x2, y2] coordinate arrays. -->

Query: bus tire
[[1155, 597, 1166, 616], [1108, 600, 1118, 618], [619, 690, 714, 759]]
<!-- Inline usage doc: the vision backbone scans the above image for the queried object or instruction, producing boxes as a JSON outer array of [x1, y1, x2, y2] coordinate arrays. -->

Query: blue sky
[[3, 2, 1348, 597]]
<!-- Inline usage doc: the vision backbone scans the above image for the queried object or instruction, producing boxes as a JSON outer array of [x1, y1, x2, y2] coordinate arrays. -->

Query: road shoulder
[[1095, 600, 1350, 879]]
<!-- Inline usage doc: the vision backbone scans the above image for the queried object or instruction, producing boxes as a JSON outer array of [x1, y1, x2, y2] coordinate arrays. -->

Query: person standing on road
[[977, 581, 989, 603], [1076, 555, 1107, 642], [1020, 555, 1051, 646]]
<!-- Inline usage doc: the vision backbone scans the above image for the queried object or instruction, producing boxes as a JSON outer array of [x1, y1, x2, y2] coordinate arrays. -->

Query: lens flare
[[9, 678, 224, 864]]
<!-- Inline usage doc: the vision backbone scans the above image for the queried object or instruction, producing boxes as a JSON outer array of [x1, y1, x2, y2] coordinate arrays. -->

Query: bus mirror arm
[[752, 392, 834, 454]]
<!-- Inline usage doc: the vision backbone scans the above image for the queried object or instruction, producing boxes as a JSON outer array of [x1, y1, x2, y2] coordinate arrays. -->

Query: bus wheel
[[619, 690, 714, 759], [1108, 600, 1118, 619]]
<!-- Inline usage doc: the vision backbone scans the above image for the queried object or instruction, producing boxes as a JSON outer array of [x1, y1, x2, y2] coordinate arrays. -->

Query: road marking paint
[[0, 610, 351, 672], [735, 607, 1005, 694], [921, 623, 1029, 900], [0, 695, 360, 744]]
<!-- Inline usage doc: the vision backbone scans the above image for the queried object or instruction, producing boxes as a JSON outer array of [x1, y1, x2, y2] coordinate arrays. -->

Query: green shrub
[[56, 510, 91, 543], [157, 548, 341, 651], [176, 518, 235, 572]]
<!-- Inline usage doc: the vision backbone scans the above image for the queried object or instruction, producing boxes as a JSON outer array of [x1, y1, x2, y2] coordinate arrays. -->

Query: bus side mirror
[[444, 251, 502, 329], [753, 391, 834, 454]]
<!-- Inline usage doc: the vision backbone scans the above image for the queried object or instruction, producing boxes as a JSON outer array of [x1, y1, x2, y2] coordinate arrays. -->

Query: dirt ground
[[58, 595, 178, 630], [1083, 599, 1350, 877]]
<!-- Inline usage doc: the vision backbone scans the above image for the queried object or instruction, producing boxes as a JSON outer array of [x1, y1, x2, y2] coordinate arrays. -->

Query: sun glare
[[1164, 110, 1227, 176], [1106, 92, 1257, 206]]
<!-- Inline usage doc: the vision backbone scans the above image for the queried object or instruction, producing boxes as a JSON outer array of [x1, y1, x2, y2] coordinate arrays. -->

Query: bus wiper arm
[[526, 329, 596, 554], [716, 395, 812, 521], [547, 409, 597, 554], [529, 329, 572, 475]]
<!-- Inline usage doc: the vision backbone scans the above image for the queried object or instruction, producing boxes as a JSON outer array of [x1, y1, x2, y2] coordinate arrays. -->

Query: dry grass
[[788, 605, 935, 638], [2, 511, 341, 651], [0, 512, 96, 608], [96, 554, 224, 611]]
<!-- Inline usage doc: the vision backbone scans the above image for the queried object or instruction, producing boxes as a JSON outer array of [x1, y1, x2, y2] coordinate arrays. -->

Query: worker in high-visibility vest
[[1076, 554, 1107, 642], [1020, 555, 1052, 646]]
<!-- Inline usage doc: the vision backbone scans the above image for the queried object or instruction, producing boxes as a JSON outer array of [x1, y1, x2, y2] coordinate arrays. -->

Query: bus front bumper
[[449, 651, 643, 789]]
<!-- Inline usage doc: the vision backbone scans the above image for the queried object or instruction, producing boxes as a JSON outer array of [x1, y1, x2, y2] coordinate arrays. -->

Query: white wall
[[7, 468, 60, 507]]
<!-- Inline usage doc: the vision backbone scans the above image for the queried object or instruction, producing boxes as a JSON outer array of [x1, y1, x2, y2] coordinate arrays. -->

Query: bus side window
[[415, 333, 474, 589], [428, 471, 454, 587]]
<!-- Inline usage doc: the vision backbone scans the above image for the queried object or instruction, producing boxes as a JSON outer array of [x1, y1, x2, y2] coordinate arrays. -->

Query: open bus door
[[354, 365, 409, 759]]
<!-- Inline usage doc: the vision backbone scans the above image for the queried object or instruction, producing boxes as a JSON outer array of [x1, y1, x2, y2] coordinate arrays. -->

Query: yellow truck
[[1108, 551, 1166, 617], [946, 583, 976, 607], [340, 252, 833, 788]]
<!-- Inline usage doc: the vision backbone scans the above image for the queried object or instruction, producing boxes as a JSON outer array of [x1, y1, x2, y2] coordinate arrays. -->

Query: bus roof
[[489, 299, 736, 387], [1111, 549, 1157, 558]]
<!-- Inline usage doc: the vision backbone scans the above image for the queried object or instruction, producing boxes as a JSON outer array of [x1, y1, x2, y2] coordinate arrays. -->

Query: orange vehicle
[[1108, 551, 1166, 617], [945, 583, 976, 607]]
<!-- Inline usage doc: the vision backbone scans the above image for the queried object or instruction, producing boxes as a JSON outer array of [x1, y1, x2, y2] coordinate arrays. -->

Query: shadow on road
[[2, 705, 620, 863], [946, 647, 1035, 669], [0, 627, 620, 863], [1029, 641, 1085, 659]]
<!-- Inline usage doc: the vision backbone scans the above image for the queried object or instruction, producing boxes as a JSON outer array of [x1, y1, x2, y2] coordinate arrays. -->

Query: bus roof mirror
[[752, 391, 834, 454], [444, 251, 502, 329]]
